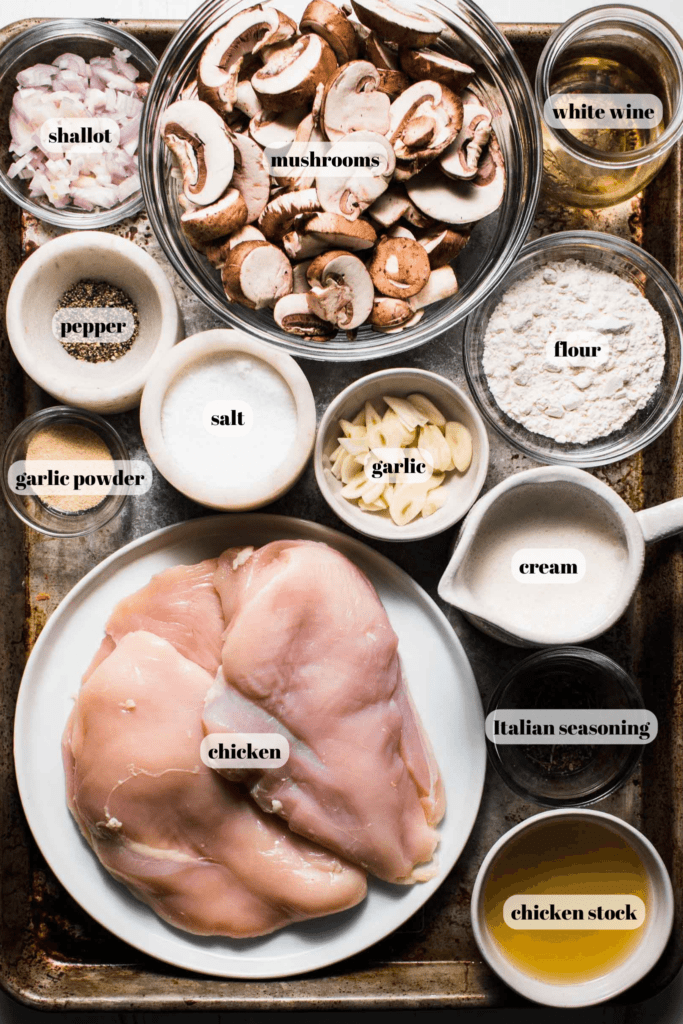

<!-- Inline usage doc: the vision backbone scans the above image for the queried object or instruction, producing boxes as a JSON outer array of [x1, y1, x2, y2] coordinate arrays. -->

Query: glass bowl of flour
[[464, 230, 683, 467]]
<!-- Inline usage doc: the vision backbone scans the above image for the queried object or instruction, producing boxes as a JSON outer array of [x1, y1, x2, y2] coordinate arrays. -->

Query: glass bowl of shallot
[[139, 0, 542, 360], [314, 367, 489, 541], [0, 20, 157, 228]]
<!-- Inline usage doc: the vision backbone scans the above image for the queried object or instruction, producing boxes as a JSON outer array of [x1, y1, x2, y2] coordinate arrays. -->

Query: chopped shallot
[[8, 49, 146, 211]]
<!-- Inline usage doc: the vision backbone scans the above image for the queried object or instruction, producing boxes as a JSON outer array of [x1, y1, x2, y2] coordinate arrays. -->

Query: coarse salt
[[161, 354, 297, 487]]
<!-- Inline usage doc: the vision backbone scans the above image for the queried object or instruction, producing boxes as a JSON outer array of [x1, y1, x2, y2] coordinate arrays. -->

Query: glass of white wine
[[535, 5, 683, 208]]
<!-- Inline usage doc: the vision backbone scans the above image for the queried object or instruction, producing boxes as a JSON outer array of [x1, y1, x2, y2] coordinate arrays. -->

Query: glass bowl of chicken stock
[[464, 231, 683, 467], [0, 20, 158, 228], [139, 0, 542, 361]]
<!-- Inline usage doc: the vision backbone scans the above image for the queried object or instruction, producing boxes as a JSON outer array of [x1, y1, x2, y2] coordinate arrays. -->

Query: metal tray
[[1, 17, 682, 1012]]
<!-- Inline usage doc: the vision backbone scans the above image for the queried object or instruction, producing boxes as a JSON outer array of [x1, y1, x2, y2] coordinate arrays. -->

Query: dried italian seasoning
[[57, 279, 139, 363]]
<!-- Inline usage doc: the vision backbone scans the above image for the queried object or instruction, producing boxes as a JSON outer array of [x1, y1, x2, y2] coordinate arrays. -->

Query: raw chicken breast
[[203, 540, 445, 884], [63, 630, 367, 937], [104, 559, 225, 674]]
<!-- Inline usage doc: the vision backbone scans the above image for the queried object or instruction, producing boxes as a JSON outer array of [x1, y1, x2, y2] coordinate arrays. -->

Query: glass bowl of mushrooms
[[140, 0, 541, 360]]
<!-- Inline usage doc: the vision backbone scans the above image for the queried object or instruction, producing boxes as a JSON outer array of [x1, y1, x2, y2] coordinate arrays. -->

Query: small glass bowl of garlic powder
[[140, 330, 316, 509], [2, 406, 129, 536]]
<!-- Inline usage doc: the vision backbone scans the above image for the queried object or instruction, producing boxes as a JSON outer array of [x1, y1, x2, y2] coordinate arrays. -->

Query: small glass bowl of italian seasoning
[[486, 647, 647, 807], [1, 406, 129, 537]]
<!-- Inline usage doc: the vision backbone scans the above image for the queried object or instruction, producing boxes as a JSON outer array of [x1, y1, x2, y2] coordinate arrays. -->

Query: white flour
[[482, 259, 666, 444]]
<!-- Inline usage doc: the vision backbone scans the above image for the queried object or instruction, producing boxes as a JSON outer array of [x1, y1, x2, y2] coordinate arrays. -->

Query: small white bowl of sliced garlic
[[315, 369, 490, 541]]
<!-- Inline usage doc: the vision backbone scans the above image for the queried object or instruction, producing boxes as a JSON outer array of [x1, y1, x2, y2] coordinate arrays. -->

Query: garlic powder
[[482, 259, 666, 444]]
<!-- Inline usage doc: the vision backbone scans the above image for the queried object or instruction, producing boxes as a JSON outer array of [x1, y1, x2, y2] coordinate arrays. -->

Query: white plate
[[15, 514, 485, 979]]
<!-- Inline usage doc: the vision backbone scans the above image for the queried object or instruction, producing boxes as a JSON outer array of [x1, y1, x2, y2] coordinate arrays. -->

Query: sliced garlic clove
[[359, 498, 386, 512], [382, 482, 394, 502], [338, 436, 370, 456], [330, 447, 347, 479], [445, 421, 473, 472], [378, 408, 412, 448], [418, 424, 452, 472], [329, 443, 344, 462], [364, 401, 382, 431], [351, 408, 366, 427], [340, 470, 368, 499], [339, 419, 367, 439], [422, 488, 448, 518], [361, 479, 386, 505], [341, 452, 361, 483], [407, 392, 446, 428], [383, 394, 429, 430], [389, 482, 428, 525], [426, 470, 445, 491]]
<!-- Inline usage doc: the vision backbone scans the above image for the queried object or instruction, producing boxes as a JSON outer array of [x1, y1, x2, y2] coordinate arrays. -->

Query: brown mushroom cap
[[180, 189, 248, 246], [304, 212, 378, 250], [252, 34, 338, 112], [222, 240, 293, 309], [351, 0, 443, 48], [367, 237, 431, 297], [369, 296, 413, 327], [305, 249, 375, 329], [376, 68, 411, 99], [301, 0, 359, 64], [419, 226, 470, 268], [258, 187, 321, 241], [399, 48, 475, 93], [273, 292, 336, 339]]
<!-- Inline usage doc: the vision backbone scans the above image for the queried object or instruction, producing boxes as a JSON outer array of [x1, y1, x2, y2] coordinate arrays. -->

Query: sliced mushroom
[[180, 188, 248, 246], [351, 0, 443, 47], [306, 250, 375, 329], [374, 308, 424, 332], [369, 296, 413, 327], [363, 32, 399, 70], [258, 187, 320, 240], [421, 224, 471, 266], [292, 259, 314, 292], [222, 239, 292, 308], [252, 34, 338, 111], [204, 224, 266, 268], [402, 195, 435, 228], [249, 107, 304, 148], [234, 79, 264, 119], [273, 292, 336, 339], [368, 183, 410, 226], [406, 145, 505, 224], [198, 7, 296, 114], [388, 80, 463, 179], [399, 48, 474, 93], [409, 264, 458, 309], [283, 229, 328, 259], [304, 212, 377, 250], [376, 68, 410, 99], [273, 96, 326, 190], [388, 223, 415, 239], [317, 131, 395, 219], [419, 225, 469, 267], [230, 132, 270, 222], [367, 237, 430, 297], [439, 92, 493, 180], [160, 100, 234, 207], [320, 60, 391, 141], [300, 0, 359, 64]]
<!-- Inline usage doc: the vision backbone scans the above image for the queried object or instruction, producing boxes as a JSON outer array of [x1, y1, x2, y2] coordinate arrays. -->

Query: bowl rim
[[463, 229, 683, 467], [5, 230, 182, 414], [314, 367, 490, 541], [485, 645, 646, 807], [0, 18, 158, 229], [139, 328, 317, 510], [470, 806, 675, 1007], [139, 0, 543, 362], [1, 404, 129, 537]]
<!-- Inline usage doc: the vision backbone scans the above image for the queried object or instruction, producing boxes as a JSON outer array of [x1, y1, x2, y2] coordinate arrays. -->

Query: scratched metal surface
[[1, 17, 682, 1012]]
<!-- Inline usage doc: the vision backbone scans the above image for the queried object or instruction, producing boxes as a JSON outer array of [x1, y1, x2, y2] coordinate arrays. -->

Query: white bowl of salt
[[140, 329, 316, 510]]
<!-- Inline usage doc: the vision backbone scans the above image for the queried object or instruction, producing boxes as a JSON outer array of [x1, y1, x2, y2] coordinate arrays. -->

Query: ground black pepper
[[57, 280, 139, 363]]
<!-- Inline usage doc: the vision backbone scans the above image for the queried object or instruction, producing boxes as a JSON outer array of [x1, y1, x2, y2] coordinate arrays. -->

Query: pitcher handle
[[636, 498, 683, 544]]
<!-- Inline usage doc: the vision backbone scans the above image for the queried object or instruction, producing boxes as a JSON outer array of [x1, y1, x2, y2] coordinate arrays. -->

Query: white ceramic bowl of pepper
[[315, 368, 490, 542], [6, 231, 182, 414]]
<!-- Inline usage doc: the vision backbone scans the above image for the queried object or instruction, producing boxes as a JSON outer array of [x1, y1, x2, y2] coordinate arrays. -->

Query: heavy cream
[[460, 484, 630, 640]]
